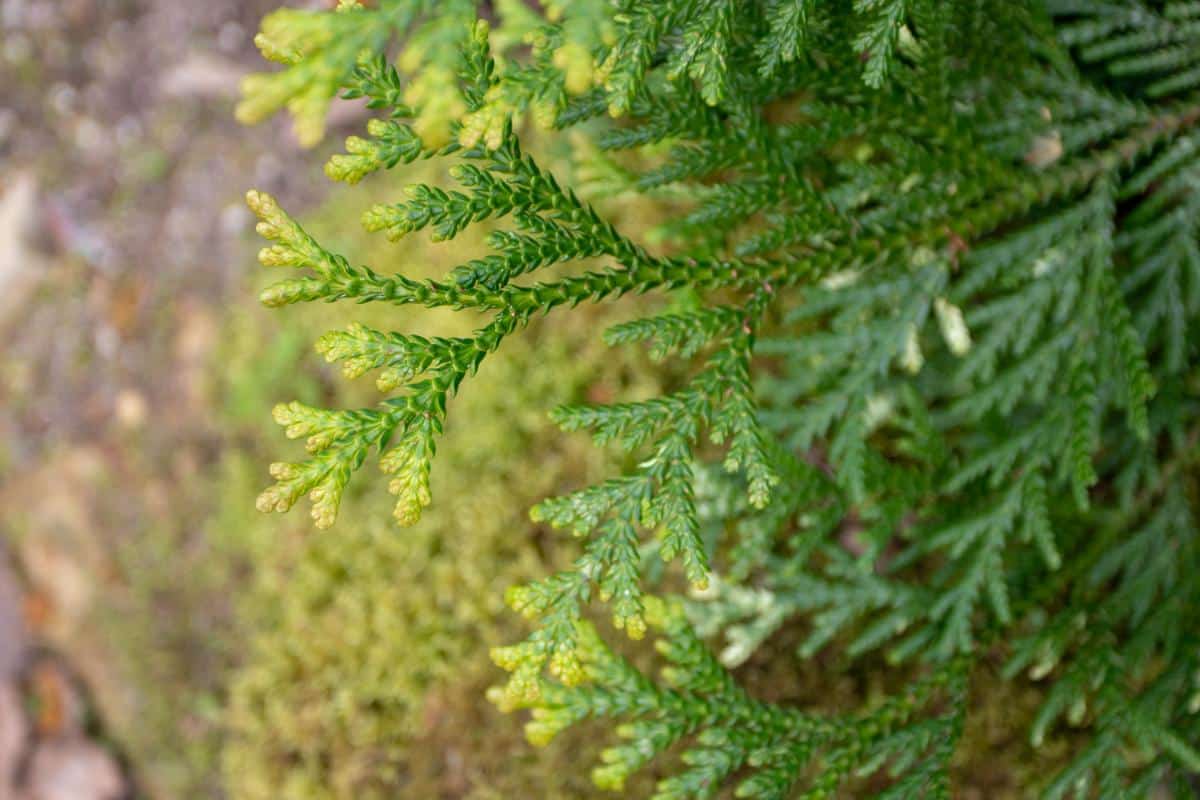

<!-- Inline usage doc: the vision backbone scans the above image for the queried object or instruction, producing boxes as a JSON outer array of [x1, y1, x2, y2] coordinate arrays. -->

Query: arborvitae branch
[[240, 1, 1200, 794]]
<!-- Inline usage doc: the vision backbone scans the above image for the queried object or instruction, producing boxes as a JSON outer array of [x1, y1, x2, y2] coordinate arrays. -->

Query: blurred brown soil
[[0, 1, 356, 796]]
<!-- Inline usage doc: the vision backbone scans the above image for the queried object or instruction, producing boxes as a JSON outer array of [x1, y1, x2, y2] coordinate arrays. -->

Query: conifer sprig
[[494, 597, 971, 798], [241, 1, 1200, 795]]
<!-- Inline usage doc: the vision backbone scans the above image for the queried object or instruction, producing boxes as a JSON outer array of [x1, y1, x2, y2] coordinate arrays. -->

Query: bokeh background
[[0, 2, 1062, 798]]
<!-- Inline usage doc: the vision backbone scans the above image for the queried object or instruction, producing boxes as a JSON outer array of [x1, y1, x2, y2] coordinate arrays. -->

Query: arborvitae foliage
[[241, 1, 1200, 796]]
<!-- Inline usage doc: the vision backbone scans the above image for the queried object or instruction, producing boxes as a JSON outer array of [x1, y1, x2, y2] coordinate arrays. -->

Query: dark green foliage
[[241, 0, 1200, 796]]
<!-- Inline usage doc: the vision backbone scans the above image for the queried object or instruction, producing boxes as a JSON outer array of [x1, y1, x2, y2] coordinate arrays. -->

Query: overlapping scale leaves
[[493, 598, 970, 799], [242, 0, 1200, 796]]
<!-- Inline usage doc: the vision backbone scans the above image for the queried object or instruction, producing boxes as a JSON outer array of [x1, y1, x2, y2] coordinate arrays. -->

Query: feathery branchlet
[[239, 1, 1200, 795]]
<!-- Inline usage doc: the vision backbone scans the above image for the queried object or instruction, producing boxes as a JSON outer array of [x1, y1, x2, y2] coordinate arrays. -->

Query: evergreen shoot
[[240, 1, 1200, 795]]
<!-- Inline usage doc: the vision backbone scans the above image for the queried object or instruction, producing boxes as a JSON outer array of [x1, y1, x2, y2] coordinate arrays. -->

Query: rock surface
[[25, 739, 124, 800], [0, 548, 125, 799]]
